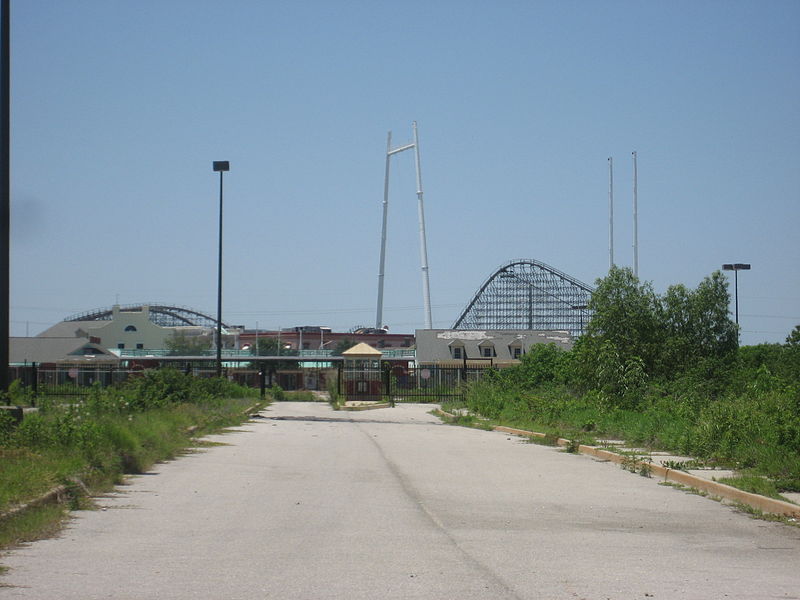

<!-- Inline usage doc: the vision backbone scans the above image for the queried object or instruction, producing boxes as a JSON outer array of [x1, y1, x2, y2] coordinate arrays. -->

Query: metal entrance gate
[[387, 365, 488, 403], [337, 363, 489, 405]]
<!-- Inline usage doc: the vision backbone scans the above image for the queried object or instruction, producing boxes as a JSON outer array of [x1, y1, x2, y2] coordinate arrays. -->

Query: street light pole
[[213, 161, 230, 378], [722, 263, 751, 327], [0, 0, 10, 394]]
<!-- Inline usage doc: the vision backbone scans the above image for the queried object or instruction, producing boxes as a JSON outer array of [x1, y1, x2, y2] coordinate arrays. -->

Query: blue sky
[[9, 0, 800, 345]]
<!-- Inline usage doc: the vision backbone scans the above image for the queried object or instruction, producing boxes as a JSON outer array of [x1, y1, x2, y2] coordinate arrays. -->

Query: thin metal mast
[[375, 126, 417, 330], [608, 157, 614, 269], [375, 131, 392, 329], [1, 0, 10, 393], [632, 151, 638, 277], [413, 121, 433, 329]]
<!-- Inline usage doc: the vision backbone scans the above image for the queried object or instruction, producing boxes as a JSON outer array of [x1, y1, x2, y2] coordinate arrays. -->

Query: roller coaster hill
[[452, 259, 594, 339]]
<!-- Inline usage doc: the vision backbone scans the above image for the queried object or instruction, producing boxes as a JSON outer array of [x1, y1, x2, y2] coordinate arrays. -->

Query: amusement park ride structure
[[375, 122, 432, 331], [64, 304, 229, 329], [452, 259, 594, 339]]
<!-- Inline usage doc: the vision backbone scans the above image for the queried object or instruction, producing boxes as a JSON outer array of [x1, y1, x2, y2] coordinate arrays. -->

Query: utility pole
[[1, 0, 11, 394], [608, 157, 614, 269], [632, 151, 639, 278]]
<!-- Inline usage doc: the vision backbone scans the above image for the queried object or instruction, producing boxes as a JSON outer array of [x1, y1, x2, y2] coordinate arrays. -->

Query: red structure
[[238, 326, 414, 353]]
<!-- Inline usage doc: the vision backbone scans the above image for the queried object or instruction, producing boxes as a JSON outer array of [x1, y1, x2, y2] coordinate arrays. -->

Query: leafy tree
[[575, 266, 661, 387], [165, 331, 212, 356], [254, 337, 292, 357], [332, 338, 357, 356], [500, 343, 571, 389], [575, 266, 738, 400], [786, 325, 800, 347], [658, 271, 738, 377], [784, 326, 800, 385], [253, 337, 298, 373]]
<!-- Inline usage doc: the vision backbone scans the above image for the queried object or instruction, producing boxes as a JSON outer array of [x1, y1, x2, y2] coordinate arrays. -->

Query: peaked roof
[[341, 342, 383, 356], [10, 337, 119, 364], [36, 320, 101, 338]]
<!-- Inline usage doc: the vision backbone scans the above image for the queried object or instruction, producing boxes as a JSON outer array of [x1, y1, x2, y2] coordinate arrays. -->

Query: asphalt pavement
[[2, 402, 799, 599]]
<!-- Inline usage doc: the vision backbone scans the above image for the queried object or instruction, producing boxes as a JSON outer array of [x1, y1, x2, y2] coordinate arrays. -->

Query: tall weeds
[[464, 344, 800, 489], [0, 370, 261, 518]]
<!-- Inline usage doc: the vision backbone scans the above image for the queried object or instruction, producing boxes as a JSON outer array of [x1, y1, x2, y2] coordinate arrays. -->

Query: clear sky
[[8, 0, 800, 345]]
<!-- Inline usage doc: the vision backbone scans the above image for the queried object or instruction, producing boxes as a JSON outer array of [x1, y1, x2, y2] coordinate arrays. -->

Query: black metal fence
[[8, 362, 486, 405], [7, 362, 337, 402], [10, 364, 136, 398], [387, 365, 488, 403]]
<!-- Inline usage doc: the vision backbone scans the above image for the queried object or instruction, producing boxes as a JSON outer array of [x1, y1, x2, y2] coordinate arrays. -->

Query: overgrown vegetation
[[327, 378, 342, 410], [0, 369, 264, 549], [463, 267, 800, 494], [164, 331, 213, 356]]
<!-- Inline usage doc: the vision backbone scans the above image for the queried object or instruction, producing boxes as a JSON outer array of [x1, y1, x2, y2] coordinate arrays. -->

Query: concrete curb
[[491, 425, 800, 518], [0, 485, 68, 523]]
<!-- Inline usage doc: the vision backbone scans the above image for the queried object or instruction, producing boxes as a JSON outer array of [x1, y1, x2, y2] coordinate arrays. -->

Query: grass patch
[[281, 390, 318, 402], [0, 504, 71, 550], [463, 377, 800, 491], [525, 433, 560, 447], [434, 410, 493, 430], [729, 501, 799, 526], [0, 370, 264, 553], [0, 449, 83, 510], [717, 475, 795, 503]]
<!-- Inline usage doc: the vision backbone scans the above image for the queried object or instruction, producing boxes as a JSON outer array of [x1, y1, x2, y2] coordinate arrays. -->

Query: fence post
[[31, 362, 38, 406], [383, 364, 394, 407], [259, 363, 266, 400]]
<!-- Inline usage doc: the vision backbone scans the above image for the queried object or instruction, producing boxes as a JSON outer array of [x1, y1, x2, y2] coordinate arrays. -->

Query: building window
[[124, 325, 137, 332], [480, 344, 496, 358], [118, 343, 125, 349], [136, 343, 144, 350], [451, 346, 463, 359], [510, 346, 522, 359]]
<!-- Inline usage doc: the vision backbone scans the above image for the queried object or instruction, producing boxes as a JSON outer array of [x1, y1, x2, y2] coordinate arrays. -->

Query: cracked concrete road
[[2, 402, 799, 599]]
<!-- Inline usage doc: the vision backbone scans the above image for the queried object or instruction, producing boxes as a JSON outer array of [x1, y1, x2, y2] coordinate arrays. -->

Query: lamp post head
[[212, 161, 230, 172], [722, 263, 751, 271]]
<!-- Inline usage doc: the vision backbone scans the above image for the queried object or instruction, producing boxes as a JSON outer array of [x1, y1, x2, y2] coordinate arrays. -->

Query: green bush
[[270, 384, 286, 402], [1, 369, 263, 520]]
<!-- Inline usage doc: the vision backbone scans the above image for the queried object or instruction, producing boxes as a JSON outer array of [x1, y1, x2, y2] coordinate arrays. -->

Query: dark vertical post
[[0, 0, 10, 394], [722, 263, 750, 329], [212, 161, 229, 378], [216, 169, 223, 377], [259, 363, 266, 400], [337, 362, 342, 399]]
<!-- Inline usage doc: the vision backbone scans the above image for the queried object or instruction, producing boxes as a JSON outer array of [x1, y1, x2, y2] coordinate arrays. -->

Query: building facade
[[414, 329, 572, 367]]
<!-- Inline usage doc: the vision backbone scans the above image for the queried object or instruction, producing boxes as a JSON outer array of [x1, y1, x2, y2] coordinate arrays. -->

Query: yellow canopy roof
[[341, 342, 383, 357]]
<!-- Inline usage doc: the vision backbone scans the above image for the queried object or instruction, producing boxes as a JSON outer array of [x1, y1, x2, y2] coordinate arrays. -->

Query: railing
[[116, 348, 416, 359]]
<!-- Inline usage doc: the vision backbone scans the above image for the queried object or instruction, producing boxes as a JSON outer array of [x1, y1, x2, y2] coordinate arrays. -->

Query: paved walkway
[[2, 402, 799, 599]]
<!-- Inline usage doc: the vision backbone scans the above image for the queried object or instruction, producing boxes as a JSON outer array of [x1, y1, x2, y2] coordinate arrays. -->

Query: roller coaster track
[[452, 259, 594, 337]]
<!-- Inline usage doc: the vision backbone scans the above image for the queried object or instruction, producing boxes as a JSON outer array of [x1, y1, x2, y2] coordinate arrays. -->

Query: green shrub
[[270, 384, 286, 402]]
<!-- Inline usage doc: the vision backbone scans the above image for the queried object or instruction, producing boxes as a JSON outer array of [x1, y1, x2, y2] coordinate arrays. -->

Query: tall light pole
[[722, 263, 750, 326], [0, 0, 10, 394], [213, 160, 229, 377], [632, 150, 639, 278], [608, 157, 614, 269]]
